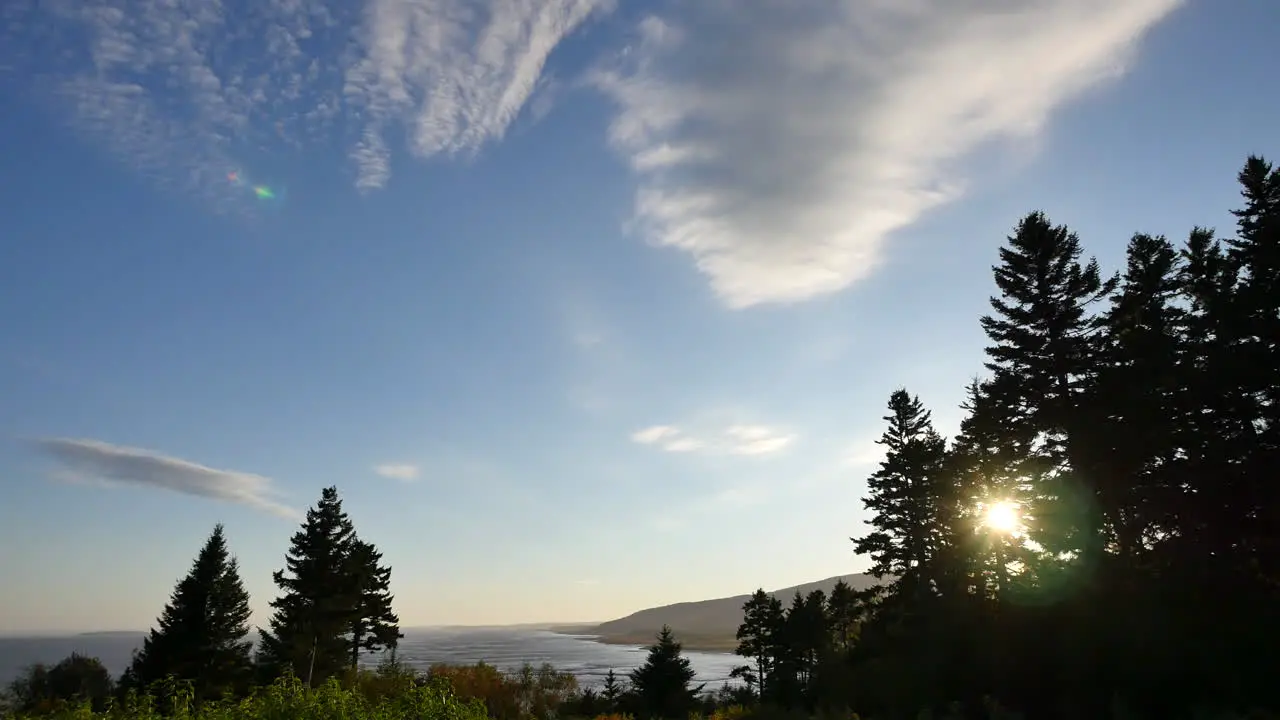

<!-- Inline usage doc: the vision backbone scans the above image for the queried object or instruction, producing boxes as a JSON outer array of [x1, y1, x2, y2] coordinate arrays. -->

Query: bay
[[0, 628, 741, 691]]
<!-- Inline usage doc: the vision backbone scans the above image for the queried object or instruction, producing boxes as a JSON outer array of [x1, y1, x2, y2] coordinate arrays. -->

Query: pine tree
[[978, 211, 1116, 561], [601, 669, 624, 712], [1085, 232, 1185, 562], [787, 590, 830, 701], [733, 589, 784, 699], [629, 626, 703, 720], [257, 486, 359, 684], [1224, 156, 1280, 580], [345, 538, 402, 666], [852, 389, 949, 600], [825, 580, 860, 652], [120, 524, 254, 701]]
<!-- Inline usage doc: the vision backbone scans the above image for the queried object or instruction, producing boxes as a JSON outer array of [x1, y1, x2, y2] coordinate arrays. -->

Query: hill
[[572, 574, 878, 652]]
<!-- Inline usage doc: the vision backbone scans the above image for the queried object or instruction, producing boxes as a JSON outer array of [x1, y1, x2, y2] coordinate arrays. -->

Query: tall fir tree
[[629, 626, 703, 720], [1086, 232, 1185, 564], [119, 524, 254, 702], [601, 669, 624, 712], [345, 537, 403, 666], [825, 580, 860, 653], [978, 211, 1117, 563], [852, 388, 949, 601], [1224, 156, 1280, 581], [257, 486, 359, 684], [733, 589, 784, 700]]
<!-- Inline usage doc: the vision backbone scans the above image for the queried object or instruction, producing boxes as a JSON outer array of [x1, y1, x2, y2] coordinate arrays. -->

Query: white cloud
[[343, 0, 610, 190], [373, 463, 419, 481], [661, 437, 704, 453], [35, 438, 297, 518], [2, 0, 609, 205], [630, 425, 679, 445], [629, 423, 793, 456], [591, 0, 1181, 308], [724, 425, 795, 456]]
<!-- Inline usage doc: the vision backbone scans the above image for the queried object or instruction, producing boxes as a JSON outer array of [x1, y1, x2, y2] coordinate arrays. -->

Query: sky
[[0, 0, 1277, 634]]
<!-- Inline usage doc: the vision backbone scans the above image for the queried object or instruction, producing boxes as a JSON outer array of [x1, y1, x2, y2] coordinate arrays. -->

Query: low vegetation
[[4, 153, 1279, 719]]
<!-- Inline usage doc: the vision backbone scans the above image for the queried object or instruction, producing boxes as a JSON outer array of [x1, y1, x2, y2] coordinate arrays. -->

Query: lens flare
[[226, 169, 280, 201]]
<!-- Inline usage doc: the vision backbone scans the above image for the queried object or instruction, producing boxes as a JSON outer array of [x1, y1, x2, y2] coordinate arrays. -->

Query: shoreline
[[551, 630, 736, 654]]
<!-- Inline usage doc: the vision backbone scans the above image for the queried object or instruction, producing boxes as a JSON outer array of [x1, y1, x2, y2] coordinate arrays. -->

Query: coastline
[[550, 629, 736, 654]]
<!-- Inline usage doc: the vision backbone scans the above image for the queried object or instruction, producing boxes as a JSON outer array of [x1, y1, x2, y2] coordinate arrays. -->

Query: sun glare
[[984, 501, 1020, 534]]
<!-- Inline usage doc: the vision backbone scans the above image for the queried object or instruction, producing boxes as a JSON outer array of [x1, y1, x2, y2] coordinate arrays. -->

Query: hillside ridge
[[573, 574, 877, 652]]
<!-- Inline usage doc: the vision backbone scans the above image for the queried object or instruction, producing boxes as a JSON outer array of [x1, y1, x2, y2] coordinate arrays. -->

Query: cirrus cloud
[[34, 437, 297, 518], [591, 0, 1182, 308], [629, 423, 794, 456], [1, 0, 610, 207]]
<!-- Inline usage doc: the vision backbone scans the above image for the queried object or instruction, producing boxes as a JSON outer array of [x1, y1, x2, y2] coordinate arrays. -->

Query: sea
[[0, 628, 741, 692]]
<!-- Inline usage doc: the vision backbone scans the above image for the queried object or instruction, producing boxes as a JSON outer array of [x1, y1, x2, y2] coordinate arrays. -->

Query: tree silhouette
[[733, 589, 783, 700], [7, 654, 113, 714], [600, 669, 624, 712], [345, 537, 402, 666], [628, 626, 703, 720], [119, 524, 254, 701], [852, 388, 949, 601], [257, 486, 359, 684]]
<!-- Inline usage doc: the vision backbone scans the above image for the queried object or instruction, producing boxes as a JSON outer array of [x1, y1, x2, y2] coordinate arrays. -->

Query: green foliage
[[10, 674, 490, 720]]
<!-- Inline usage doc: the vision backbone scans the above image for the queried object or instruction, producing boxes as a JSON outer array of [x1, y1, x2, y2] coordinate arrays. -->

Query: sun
[[984, 500, 1021, 534]]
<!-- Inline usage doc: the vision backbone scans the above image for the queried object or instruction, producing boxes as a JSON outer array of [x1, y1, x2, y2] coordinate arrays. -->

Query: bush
[[8, 674, 489, 720], [6, 654, 114, 715], [424, 662, 578, 720]]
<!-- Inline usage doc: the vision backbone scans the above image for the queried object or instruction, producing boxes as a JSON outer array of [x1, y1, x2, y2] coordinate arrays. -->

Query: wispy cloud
[[2, 0, 609, 205], [373, 463, 419, 481], [630, 423, 793, 456], [34, 438, 297, 518], [342, 0, 610, 190], [591, 0, 1181, 308], [630, 425, 679, 445], [723, 425, 795, 456]]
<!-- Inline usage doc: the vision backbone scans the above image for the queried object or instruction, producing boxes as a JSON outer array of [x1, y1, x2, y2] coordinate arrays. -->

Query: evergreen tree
[[733, 589, 783, 700], [257, 486, 359, 684], [978, 211, 1117, 562], [628, 626, 703, 720], [825, 580, 860, 652], [852, 388, 949, 600], [1223, 156, 1280, 580], [601, 669, 624, 712], [120, 524, 254, 701], [786, 590, 830, 704], [1085, 232, 1185, 562], [345, 538, 403, 666]]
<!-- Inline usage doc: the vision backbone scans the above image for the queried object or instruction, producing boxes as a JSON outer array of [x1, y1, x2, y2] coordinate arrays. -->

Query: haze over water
[[0, 629, 742, 691]]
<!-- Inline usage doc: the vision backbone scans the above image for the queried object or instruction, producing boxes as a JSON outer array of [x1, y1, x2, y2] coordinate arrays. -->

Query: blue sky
[[0, 0, 1276, 634]]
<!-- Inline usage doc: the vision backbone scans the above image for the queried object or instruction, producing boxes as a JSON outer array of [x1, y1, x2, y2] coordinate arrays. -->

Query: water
[[0, 628, 741, 691]]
